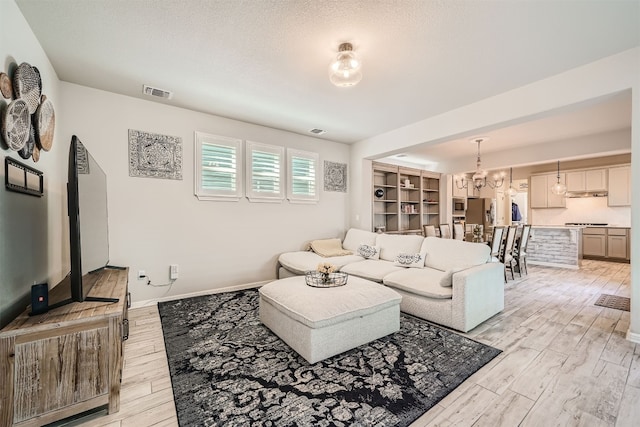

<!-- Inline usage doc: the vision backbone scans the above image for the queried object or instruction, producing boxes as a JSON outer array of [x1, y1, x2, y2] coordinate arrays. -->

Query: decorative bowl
[[305, 271, 348, 288]]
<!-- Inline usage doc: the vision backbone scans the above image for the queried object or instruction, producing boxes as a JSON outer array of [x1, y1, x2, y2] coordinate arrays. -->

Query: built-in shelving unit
[[372, 162, 441, 235], [452, 196, 466, 224]]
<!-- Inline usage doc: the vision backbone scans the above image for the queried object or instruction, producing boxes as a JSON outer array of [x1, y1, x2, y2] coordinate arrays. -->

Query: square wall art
[[324, 161, 347, 192], [128, 129, 182, 180]]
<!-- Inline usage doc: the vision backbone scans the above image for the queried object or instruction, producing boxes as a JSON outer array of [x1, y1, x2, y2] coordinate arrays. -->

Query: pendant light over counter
[[550, 160, 567, 195]]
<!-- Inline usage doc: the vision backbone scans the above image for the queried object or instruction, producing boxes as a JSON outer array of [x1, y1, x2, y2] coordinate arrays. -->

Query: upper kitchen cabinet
[[452, 179, 477, 198], [565, 169, 607, 193], [608, 165, 631, 206], [530, 173, 566, 208]]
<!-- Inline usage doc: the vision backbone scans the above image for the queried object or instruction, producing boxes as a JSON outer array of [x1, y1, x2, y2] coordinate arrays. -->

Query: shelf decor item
[[306, 262, 348, 287], [374, 188, 384, 198]]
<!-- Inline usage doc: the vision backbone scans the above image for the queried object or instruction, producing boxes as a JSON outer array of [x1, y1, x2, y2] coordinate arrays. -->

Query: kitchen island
[[527, 225, 583, 269]]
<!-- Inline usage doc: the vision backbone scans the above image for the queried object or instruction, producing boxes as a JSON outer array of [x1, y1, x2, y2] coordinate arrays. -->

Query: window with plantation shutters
[[246, 141, 284, 202], [287, 149, 319, 203], [194, 132, 243, 201]]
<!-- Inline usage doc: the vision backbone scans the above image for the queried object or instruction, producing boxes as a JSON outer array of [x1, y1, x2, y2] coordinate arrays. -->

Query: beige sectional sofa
[[277, 228, 505, 332]]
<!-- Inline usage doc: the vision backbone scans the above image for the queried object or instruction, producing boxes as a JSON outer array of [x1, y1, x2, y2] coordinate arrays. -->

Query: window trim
[[287, 149, 319, 204], [194, 131, 243, 201], [245, 140, 285, 203]]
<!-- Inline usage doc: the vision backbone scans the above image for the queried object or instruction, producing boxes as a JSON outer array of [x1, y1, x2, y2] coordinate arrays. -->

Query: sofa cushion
[[393, 251, 426, 268], [279, 251, 364, 275], [357, 244, 380, 260], [376, 234, 425, 262], [340, 259, 406, 282], [342, 228, 378, 252], [421, 237, 490, 271], [383, 268, 453, 299]]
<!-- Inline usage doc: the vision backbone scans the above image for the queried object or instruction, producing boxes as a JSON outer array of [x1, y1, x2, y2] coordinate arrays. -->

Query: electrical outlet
[[138, 270, 146, 280], [170, 264, 179, 280]]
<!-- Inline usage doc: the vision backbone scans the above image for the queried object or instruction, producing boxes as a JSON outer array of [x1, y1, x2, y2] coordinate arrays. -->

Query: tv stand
[[0, 268, 130, 426]]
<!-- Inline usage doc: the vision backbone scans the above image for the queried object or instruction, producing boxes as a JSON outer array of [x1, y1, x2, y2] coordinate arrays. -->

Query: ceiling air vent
[[309, 128, 326, 135], [143, 85, 173, 99]]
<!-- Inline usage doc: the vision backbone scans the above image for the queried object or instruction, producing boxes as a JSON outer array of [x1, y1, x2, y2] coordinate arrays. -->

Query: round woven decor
[[35, 95, 55, 151], [13, 62, 42, 114], [0, 72, 13, 99], [18, 122, 36, 160], [2, 99, 30, 151]]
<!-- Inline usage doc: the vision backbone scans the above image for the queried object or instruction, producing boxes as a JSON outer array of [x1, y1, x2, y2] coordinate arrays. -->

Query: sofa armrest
[[451, 262, 505, 332]]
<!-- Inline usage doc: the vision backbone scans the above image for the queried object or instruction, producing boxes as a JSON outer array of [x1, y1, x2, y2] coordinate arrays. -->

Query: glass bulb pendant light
[[329, 42, 362, 87], [550, 160, 567, 195]]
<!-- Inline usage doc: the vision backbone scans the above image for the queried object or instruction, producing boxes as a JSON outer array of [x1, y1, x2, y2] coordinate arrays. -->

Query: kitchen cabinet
[[583, 228, 606, 257], [530, 173, 566, 208], [566, 169, 607, 193], [608, 165, 630, 206], [583, 227, 629, 262], [452, 179, 477, 198]]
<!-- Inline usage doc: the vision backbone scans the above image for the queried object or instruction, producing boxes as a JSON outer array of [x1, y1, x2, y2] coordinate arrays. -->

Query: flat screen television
[[33, 136, 119, 314]]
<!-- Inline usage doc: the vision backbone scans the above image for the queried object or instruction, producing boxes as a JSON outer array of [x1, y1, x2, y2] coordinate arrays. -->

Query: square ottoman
[[259, 275, 402, 364]]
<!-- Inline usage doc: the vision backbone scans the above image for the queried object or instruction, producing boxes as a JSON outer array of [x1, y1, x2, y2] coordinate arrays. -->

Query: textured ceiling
[[16, 0, 640, 145]]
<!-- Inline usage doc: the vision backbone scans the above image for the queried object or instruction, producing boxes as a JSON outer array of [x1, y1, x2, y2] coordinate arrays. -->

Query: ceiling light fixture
[[550, 160, 567, 195], [455, 137, 505, 191], [329, 42, 362, 87], [507, 167, 518, 197]]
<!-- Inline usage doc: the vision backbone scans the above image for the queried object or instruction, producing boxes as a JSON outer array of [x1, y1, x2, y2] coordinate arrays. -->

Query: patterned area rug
[[595, 294, 631, 311], [158, 290, 501, 427]]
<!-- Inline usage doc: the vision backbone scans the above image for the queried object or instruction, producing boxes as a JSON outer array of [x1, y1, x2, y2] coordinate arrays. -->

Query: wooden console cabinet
[[0, 268, 129, 426]]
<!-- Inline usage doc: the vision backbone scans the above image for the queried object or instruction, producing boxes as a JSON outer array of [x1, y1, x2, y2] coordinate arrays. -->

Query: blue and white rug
[[158, 290, 500, 427]]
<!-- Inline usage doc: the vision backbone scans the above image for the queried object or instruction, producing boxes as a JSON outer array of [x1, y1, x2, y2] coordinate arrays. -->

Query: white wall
[[0, 1, 65, 327], [59, 83, 350, 304]]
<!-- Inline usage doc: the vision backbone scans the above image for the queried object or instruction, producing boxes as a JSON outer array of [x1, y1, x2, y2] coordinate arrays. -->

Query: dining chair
[[500, 225, 518, 281], [439, 224, 452, 239], [423, 224, 437, 237], [513, 224, 532, 276], [489, 226, 506, 262], [453, 223, 464, 240]]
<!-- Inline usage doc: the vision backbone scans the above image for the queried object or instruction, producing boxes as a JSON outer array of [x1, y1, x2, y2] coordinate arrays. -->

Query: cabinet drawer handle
[[122, 319, 129, 341]]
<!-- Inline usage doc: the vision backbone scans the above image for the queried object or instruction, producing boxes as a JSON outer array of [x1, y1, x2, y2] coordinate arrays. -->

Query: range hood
[[564, 191, 608, 198]]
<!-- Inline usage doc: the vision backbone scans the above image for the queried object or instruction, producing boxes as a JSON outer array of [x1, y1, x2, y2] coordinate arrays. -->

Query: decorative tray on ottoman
[[305, 271, 348, 288]]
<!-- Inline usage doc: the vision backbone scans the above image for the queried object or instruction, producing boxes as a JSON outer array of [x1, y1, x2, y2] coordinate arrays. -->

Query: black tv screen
[[68, 135, 114, 302]]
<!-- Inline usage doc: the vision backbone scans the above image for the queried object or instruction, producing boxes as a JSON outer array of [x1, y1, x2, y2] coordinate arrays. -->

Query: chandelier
[[550, 160, 567, 195], [455, 137, 505, 191], [329, 42, 362, 87]]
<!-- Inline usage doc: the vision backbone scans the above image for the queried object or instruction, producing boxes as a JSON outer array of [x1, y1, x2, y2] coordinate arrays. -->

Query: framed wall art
[[324, 161, 347, 192], [128, 129, 182, 180]]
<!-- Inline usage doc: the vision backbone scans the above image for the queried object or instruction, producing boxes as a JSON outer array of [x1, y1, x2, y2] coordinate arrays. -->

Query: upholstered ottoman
[[259, 276, 402, 364]]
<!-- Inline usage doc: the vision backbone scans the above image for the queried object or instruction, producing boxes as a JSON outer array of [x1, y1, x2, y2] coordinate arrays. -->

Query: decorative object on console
[[323, 160, 347, 192], [329, 42, 362, 87], [128, 129, 183, 180], [455, 137, 505, 191], [550, 160, 567, 195]]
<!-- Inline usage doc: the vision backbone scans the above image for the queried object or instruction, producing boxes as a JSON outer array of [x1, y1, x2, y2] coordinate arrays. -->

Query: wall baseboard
[[527, 260, 579, 270], [627, 329, 640, 344], [130, 280, 269, 309]]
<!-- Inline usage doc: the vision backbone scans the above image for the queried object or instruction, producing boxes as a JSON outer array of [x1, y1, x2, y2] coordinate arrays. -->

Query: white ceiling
[[16, 0, 640, 154]]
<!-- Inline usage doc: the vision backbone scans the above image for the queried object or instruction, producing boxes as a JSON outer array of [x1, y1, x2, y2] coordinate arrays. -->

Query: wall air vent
[[309, 128, 326, 135], [143, 85, 173, 99]]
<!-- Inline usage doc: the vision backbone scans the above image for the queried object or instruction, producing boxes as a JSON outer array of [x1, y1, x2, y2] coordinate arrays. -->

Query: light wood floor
[[70, 259, 637, 427]]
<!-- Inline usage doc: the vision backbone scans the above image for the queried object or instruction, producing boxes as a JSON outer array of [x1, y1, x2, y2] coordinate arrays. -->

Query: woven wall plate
[[18, 122, 36, 160], [35, 95, 55, 151], [2, 99, 30, 151], [32, 145, 41, 162], [0, 72, 13, 99], [13, 62, 42, 114]]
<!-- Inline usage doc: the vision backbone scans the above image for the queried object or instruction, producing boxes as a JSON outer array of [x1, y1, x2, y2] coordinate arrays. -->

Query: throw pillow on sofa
[[394, 252, 425, 268], [357, 244, 380, 260]]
